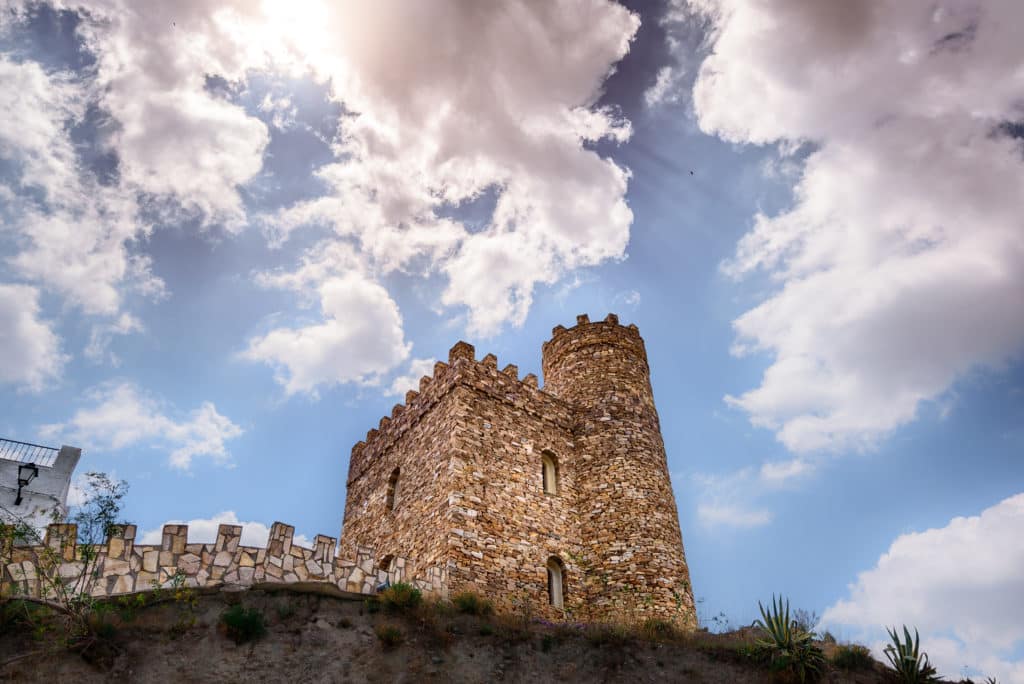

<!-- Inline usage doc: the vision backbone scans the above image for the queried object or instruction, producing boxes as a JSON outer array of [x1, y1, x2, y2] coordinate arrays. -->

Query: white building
[[0, 438, 81, 532]]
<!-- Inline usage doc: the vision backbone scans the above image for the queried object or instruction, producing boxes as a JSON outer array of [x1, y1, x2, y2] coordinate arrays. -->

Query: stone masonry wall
[[543, 314, 696, 627], [443, 346, 581, 621], [339, 314, 696, 627], [2, 521, 445, 601], [339, 357, 462, 577]]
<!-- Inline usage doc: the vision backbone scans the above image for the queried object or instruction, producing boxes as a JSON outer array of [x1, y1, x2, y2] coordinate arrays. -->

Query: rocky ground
[[0, 585, 892, 683]]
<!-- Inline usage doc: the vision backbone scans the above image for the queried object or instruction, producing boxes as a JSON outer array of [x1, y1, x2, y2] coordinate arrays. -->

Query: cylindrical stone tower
[[541, 313, 695, 627]]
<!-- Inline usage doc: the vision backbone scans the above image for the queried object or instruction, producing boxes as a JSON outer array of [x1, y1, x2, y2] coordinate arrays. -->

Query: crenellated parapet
[[346, 356, 460, 486], [1, 521, 447, 600], [346, 339, 569, 487]]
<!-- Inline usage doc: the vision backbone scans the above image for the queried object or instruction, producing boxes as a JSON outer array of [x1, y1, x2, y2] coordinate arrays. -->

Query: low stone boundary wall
[[1, 522, 446, 600]]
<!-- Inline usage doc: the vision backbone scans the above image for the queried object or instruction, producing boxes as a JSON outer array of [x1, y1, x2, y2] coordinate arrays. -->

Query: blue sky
[[1, 1, 1023, 680]]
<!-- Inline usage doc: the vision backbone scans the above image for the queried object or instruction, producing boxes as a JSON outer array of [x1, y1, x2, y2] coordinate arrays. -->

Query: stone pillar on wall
[[314, 534, 335, 565], [107, 524, 136, 561], [101, 524, 137, 594], [264, 522, 294, 581], [213, 524, 242, 582], [162, 524, 187, 557], [44, 522, 77, 562]]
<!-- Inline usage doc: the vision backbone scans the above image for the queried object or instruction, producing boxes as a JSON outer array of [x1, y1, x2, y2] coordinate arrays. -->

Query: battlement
[[2, 520, 446, 600], [541, 313, 652, 407], [346, 338, 558, 486], [542, 313, 645, 369], [348, 314, 642, 484], [546, 312, 640, 340]]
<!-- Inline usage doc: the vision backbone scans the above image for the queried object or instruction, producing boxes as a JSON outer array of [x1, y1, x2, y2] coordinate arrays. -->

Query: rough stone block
[[110, 574, 133, 594], [448, 341, 475, 363], [104, 558, 130, 575], [177, 553, 201, 575], [136, 571, 158, 587], [143, 550, 159, 573]]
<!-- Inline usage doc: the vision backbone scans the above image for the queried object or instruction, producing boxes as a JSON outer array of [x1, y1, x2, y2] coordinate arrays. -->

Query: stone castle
[[339, 314, 695, 626], [2, 314, 694, 628]]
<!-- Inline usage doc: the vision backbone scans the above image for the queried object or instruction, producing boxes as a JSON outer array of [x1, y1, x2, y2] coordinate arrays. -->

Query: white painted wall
[[0, 445, 81, 533]]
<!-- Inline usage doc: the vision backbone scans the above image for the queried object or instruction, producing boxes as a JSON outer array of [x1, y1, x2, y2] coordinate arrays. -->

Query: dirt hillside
[[1, 585, 890, 683]]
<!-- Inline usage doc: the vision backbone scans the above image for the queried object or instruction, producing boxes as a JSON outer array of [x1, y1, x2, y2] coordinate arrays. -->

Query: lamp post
[[15, 463, 38, 506]]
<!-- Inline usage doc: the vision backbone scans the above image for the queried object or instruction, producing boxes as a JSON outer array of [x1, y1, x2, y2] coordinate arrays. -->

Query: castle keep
[[340, 314, 696, 626]]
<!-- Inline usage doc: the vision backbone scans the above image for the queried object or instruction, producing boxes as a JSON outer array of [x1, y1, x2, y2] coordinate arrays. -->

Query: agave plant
[[883, 626, 940, 683], [755, 595, 811, 650], [754, 595, 824, 683]]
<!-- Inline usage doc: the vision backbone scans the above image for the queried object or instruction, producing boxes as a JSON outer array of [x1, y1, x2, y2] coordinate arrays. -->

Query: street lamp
[[14, 463, 38, 506]]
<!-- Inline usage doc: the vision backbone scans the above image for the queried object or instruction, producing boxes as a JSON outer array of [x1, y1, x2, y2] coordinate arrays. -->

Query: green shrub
[[375, 623, 403, 647], [492, 613, 531, 643], [754, 595, 825, 683], [831, 643, 875, 671], [379, 582, 423, 613], [755, 595, 806, 651], [884, 626, 939, 683], [429, 598, 456, 617], [0, 600, 47, 637], [585, 622, 633, 648], [452, 591, 493, 616], [478, 623, 494, 636], [640, 618, 678, 642], [221, 605, 267, 644], [764, 640, 826, 683]]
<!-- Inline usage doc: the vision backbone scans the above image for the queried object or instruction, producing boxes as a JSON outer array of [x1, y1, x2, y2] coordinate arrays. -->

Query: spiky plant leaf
[[884, 625, 940, 683]]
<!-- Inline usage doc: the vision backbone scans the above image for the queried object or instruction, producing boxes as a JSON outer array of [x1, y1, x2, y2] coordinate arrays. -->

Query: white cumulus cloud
[[823, 493, 1024, 683], [644, 65, 684, 108], [688, 0, 1024, 453], [4, 0, 642, 390], [84, 313, 145, 365], [243, 271, 411, 397], [0, 284, 66, 391], [0, 55, 163, 321], [69, 0, 271, 228], [138, 511, 313, 549], [387, 357, 438, 397], [39, 382, 243, 469], [260, 0, 640, 336], [691, 468, 773, 529], [697, 502, 771, 528]]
